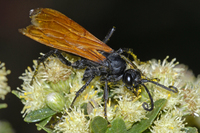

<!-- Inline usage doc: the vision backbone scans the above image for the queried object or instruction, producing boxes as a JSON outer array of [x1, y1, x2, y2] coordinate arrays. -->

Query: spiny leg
[[31, 50, 54, 85], [103, 80, 109, 121], [121, 48, 142, 65], [54, 49, 72, 66], [106, 75, 123, 82], [57, 75, 95, 125], [120, 54, 138, 69], [70, 74, 95, 107], [31, 49, 72, 85]]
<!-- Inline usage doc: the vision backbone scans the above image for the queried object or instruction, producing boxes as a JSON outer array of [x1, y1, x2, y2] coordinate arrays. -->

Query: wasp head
[[122, 69, 142, 89]]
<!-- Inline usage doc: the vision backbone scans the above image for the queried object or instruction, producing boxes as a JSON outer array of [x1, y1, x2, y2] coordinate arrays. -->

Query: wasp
[[19, 8, 178, 120]]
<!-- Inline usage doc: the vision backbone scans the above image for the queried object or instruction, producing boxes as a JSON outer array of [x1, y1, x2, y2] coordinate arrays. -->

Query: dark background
[[0, 0, 200, 132]]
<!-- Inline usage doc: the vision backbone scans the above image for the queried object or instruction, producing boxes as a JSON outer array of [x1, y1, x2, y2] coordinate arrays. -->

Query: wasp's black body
[[74, 50, 127, 81], [34, 28, 178, 120]]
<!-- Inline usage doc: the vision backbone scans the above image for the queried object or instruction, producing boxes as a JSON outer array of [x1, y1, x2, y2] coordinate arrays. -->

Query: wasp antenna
[[168, 85, 178, 93], [102, 26, 116, 44], [141, 79, 178, 93], [141, 84, 154, 111]]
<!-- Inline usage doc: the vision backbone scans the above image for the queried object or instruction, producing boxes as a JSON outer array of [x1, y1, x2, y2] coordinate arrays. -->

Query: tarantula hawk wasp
[[19, 8, 178, 120]]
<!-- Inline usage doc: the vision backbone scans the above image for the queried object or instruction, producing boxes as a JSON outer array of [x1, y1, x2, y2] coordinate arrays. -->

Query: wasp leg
[[121, 48, 140, 63], [117, 48, 144, 65], [54, 49, 72, 66], [116, 48, 138, 69], [106, 75, 123, 82], [71, 58, 99, 69], [70, 74, 95, 107], [103, 80, 109, 121], [102, 27, 116, 44], [120, 54, 138, 69], [31, 49, 72, 85], [31, 50, 55, 85]]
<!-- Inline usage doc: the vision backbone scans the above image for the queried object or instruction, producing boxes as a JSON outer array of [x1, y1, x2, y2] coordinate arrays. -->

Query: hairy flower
[[150, 110, 186, 133], [116, 94, 146, 129], [15, 53, 200, 132], [181, 79, 200, 116], [0, 62, 10, 100], [139, 56, 185, 110], [54, 107, 90, 133], [35, 54, 72, 83], [17, 74, 48, 116], [16, 55, 74, 116]]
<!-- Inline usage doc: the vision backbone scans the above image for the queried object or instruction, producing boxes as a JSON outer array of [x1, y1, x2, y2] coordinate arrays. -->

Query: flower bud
[[46, 92, 65, 112]]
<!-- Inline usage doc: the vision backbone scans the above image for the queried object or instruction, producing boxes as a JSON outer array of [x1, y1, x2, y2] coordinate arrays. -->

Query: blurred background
[[0, 0, 200, 132]]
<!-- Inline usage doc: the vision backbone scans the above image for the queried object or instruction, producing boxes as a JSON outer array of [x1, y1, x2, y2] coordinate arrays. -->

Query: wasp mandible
[[19, 8, 178, 120]]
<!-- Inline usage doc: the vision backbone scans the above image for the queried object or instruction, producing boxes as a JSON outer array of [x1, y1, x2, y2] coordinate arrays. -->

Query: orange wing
[[19, 8, 113, 63]]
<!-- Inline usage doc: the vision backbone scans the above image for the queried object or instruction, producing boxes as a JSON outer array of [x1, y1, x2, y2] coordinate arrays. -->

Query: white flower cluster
[[0, 62, 10, 100], [16, 54, 200, 132]]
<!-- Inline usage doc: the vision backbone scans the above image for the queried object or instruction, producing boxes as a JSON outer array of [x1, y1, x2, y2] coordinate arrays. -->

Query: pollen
[[90, 90, 97, 98], [84, 94, 88, 100], [65, 118, 69, 125], [93, 109, 97, 115], [19, 95, 29, 101], [70, 116, 74, 121], [168, 94, 171, 98], [24, 92, 32, 95], [138, 88, 142, 94], [90, 85, 94, 91], [113, 105, 118, 112], [108, 98, 111, 107]]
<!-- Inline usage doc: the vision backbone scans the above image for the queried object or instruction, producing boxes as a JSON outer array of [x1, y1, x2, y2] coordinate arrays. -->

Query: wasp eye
[[123, 72, 133, 86]]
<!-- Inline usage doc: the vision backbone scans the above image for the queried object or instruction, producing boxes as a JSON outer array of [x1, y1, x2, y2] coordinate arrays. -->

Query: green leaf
[[24, 107, 57, 123], [0, 103, 7, 109], [90, 116, 108, 133], [36, 123, 53, 133], [128, 99, 167, 133], [106, 117, 127, 133], [37, 116, 52, 130], [183, 127, 198, 133]]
